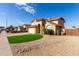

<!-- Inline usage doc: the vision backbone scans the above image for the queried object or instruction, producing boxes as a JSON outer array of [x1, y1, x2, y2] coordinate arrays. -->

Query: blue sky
[[0, 3, 79, 28]]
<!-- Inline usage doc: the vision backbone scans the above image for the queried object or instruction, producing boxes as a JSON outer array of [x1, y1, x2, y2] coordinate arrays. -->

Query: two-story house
[[28, 17, 65, 35]]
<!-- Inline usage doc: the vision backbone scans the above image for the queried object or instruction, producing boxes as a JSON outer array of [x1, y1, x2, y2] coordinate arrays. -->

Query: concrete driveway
[[0, 30, 12, 56]]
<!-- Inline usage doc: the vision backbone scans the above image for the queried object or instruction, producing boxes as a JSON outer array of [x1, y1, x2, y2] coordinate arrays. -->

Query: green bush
[[44, 29, 54, 35]]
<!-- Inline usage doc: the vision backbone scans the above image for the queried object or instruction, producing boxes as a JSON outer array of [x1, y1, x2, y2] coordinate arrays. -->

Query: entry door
[[56, 26, 61, 35], [38, 24, 40, 33]]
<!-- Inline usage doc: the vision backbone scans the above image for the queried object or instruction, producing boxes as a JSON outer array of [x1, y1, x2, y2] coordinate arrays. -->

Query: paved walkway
[[10, 35, 79, 56], [0, 31, 12, 56]]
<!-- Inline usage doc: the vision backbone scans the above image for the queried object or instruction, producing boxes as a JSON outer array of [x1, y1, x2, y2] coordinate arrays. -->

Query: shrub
[[44, 29, 54, 35]]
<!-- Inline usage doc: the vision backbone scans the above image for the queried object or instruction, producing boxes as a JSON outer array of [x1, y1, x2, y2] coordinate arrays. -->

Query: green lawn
[[7, 34, 43, 44]]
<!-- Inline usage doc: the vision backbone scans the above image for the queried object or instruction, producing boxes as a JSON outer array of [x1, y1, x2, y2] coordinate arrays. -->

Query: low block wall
[[65, 29, 79, 36]]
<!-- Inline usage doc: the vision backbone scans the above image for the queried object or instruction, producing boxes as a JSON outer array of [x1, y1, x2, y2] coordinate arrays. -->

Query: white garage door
[[28, 28, 36, 34]]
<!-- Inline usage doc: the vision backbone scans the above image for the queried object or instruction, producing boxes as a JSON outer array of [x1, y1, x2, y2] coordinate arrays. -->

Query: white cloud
[[15, 3, 26, 6], [15, 3, 36, 15]]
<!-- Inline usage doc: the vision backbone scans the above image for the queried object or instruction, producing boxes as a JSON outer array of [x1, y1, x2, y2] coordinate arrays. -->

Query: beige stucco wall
[[17, 27, 20, 31], [32, 20, 42, 26], [52, 20, 64, 26], [52, 21, 58, 24], [23, 25, 26, 28]]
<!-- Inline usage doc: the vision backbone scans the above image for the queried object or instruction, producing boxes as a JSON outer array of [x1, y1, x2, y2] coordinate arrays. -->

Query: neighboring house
[[0, 26, 5, 30], [7, 24, 31, 33], [28, 17, 65, 35], [6, 25, 14, 33], [13, 26, 21, 32], [22, 24, 31, 32], [0, 26, 5, 33]]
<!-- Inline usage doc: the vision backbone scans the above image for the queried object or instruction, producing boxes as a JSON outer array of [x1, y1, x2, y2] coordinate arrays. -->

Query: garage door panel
[[29, 28, 36, 34]]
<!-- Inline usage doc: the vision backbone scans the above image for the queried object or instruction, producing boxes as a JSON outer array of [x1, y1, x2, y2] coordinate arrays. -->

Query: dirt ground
[[10, 35, 79, 56]]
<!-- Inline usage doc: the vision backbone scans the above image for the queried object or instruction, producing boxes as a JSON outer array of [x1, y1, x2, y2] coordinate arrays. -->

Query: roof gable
[[46, 20, 62, 26], [48, 17, 65, 23]]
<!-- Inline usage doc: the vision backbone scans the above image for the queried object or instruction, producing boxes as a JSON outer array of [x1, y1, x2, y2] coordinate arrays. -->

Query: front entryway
[[56, 26, 62, 35], [37, 24, 40, 33]]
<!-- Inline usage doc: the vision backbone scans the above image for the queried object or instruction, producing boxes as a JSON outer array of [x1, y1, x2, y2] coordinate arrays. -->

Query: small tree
[[44, 29, 54, 35]]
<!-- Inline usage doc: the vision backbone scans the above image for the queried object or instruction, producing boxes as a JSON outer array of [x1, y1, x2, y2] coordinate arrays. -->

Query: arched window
[[46, 25, 53, 29]]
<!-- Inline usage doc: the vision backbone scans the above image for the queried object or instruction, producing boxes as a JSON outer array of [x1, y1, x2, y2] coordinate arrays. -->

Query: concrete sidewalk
[[0, 31, 12, 56], [7, 32, 29, 36]]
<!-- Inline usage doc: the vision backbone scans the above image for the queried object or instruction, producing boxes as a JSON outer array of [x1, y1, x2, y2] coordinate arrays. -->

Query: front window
[[47, 25, 53, 29]]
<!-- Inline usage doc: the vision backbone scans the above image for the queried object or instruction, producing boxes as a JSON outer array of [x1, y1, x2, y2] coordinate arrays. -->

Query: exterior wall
[[52, 21, 58, 24], [23, 25, 26, 28], [13, 28, 17, 31], [58, 20, 64, 27], [32, 20, 42, 26], [52, 20, 64, 27], [65, 29, 79, 36], [32, 20, 37, 25], [28, 28, 36, 34], [17, 27, 20, 31], [22, 25, 27, 31]]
